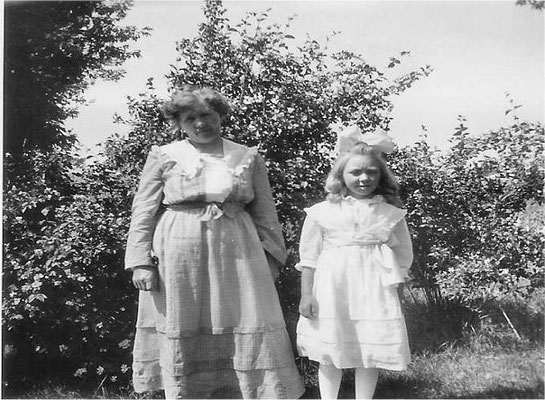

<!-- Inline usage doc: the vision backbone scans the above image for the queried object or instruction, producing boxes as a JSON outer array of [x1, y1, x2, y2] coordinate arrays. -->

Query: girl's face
[[178, 100, 222, 144], [342, 154, 381, 199]]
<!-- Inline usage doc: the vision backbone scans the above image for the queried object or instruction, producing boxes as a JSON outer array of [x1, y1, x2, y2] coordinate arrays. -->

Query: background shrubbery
[[3, 1, 543, 396]]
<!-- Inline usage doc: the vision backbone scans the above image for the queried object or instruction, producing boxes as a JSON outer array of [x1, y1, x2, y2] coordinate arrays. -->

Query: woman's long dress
[[125, 138, 304, 399], [296, 196, 413, 371]]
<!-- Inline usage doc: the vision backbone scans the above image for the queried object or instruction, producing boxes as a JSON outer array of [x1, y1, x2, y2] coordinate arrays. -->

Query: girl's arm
[[297, 211, 323, 319], [299, 267, 318, 319], [387, 219, 414, 280]]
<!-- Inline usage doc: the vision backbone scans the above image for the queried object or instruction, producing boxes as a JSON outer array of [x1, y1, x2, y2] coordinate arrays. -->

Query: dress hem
[[298, 354, 409, 372], [135, 323, 288, 337]]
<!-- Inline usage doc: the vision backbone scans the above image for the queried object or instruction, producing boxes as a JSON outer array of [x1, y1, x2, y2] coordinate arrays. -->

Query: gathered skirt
[[296, 245, 410, 371], [132, 206, 304, 398]]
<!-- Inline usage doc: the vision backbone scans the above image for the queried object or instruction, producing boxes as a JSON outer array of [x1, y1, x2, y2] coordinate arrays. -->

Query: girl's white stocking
[[355, 367, 379, 399], [318, 364, 342, 399]]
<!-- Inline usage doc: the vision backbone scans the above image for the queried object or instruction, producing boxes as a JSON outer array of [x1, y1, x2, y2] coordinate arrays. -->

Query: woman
[[125, 86, 304, 399]]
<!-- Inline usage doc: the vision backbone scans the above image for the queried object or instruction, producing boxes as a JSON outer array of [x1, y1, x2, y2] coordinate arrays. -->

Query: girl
[[296, 125, 413, 399]]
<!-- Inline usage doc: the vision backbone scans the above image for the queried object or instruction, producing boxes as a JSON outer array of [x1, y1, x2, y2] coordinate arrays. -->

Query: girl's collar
[[344, 194, 385, 204]]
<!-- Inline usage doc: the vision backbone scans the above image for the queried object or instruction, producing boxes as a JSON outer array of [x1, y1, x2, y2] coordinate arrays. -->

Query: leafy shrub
[[3, 149, 137, 390], [432, 120, 544, 303], [392, 119, 544, 307]]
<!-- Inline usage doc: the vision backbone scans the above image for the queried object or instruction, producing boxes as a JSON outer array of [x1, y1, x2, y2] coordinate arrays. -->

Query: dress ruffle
[[133, 326, 303, 398], [304, 195, 407, 240], [157, 140, 258, 181], [159, 141, 204, 180]]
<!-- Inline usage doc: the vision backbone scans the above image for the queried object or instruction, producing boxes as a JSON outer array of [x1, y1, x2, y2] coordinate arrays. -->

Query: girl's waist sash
[[322, 233, 384, 249], [322, 234, 406, 286]]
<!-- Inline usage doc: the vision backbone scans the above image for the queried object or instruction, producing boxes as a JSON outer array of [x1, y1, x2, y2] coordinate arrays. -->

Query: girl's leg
[[354, 368, 379, 399], [318, 364, 343, 399]]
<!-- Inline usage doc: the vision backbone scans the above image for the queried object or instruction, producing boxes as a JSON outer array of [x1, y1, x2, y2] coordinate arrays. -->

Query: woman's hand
[[299, 294, 318, 319], [132, 266, 158, 291]]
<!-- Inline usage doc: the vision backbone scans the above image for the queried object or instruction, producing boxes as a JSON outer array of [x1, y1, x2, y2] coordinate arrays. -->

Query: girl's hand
[[132, 266, 158, 291], [299, 295, 318, 319]]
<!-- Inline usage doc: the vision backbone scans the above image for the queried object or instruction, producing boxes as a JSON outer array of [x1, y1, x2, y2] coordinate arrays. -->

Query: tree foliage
[[392, 116, 544, 306], [3, 149, 135, 388], [434, 119, 544, 303], [3, 0, 150, 156], [516, 0, 545, 10], [2, 0, 148, 391]]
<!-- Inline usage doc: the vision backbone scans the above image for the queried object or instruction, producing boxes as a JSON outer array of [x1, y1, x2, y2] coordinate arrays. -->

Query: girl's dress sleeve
[[296, 214, 324, 271], [125, 146, 165, 270], [246, 154, 287, 268], [386, 219, 414, 280]]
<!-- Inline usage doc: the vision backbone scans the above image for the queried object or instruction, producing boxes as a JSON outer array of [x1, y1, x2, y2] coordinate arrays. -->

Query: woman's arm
[[125, 146, 164, 290], [246, 153, 287, 280], [125, 146, 164, 269]]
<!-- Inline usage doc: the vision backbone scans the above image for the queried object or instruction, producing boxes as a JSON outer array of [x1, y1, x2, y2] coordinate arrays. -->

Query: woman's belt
[[165, 201, 245, 221]]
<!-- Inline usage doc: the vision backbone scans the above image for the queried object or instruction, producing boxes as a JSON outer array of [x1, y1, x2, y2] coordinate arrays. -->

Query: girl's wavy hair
[[162, 85, 232, 128], [325, 142, 404, 208]]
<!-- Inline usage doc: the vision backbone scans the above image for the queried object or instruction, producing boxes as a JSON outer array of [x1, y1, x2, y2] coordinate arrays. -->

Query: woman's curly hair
[[325, 142, 404, 208], [162, 85, 232, 128]]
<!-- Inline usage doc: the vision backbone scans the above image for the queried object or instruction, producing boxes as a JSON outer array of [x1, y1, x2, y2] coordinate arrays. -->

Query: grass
[[376, 339, 543, 399], [7, 337, 543, 399], [297, 337, 544, 399], [5, 290, 544, 399]]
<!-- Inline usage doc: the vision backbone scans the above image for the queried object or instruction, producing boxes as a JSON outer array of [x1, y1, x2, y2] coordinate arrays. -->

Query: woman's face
[[178, 100, 222, 144], [342, 154, 381, 199]]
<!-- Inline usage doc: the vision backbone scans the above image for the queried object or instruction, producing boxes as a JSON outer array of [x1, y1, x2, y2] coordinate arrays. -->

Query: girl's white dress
[[296, 195, 413, 371]]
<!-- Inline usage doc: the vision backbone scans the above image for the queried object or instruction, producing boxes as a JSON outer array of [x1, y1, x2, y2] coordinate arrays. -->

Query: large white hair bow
[[334, 125, 395, 154]]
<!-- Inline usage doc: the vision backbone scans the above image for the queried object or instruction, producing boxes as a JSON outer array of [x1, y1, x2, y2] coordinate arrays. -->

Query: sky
[[66, 0, 545, 153]]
